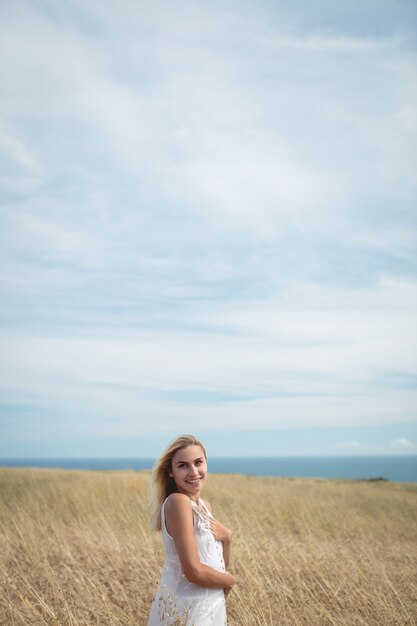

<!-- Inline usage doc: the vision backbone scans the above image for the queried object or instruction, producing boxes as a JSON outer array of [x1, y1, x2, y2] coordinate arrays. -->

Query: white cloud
[[348, 440, 361, 448], [262, 34, 403, 53], [0, 125, 43, 193], [158, 125, 334, 236], [390, 438, 416, 450]]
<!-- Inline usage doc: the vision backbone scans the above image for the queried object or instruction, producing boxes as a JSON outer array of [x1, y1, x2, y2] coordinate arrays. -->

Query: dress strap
[[161, 498, 168, 532], [199, 499, 212, 517], [161, 497, 175, 538], [191, 498, 212, 518]]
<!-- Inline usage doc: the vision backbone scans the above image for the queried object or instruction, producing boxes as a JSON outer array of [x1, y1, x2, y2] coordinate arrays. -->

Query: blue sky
[[0, 0, 416, 458]]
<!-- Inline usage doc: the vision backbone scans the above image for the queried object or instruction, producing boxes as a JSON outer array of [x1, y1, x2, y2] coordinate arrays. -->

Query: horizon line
[[1, 453, 416, 460]]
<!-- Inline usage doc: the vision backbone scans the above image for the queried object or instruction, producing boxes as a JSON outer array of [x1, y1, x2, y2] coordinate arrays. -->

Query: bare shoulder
[[165, 492, 192, 513], [164, 493, 194, 536]]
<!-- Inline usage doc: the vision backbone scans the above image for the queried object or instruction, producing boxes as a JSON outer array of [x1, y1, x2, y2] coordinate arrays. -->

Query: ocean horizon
[[1, 455, 416, 483]]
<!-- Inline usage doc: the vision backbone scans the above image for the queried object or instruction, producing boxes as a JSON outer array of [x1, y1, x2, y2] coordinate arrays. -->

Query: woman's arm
[[165, 493, 236, 589]]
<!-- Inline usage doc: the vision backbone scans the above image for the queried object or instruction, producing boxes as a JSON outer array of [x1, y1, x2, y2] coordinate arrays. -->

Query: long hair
[[150, 434, 207, 531]]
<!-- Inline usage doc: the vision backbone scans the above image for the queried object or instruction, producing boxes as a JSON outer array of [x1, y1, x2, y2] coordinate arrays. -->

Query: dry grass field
[[0, 468, 416, 626]]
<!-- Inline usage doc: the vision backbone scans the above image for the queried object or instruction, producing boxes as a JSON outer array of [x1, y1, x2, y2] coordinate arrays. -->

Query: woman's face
[[169, 444, 207, 500]]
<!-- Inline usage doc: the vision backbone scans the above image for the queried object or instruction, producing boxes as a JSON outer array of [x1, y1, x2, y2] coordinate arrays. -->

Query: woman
[[148, 434, 237, 625]]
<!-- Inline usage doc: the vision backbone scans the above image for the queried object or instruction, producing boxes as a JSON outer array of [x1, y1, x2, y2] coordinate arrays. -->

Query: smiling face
[[169, 444, 207, 501]]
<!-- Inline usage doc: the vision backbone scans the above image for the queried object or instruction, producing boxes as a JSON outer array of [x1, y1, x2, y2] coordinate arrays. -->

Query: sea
[[1, 455, 416, 483]]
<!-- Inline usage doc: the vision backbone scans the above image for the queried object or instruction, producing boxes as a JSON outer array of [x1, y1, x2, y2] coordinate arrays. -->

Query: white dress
[[147, 496, 227, 625]]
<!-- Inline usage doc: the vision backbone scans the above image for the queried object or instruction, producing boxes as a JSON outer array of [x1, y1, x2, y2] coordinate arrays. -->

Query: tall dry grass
[[0, 468, 416, 625]]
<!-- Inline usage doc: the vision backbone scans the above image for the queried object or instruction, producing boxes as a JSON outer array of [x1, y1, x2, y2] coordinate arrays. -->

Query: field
[[0, 468, 416, 625]]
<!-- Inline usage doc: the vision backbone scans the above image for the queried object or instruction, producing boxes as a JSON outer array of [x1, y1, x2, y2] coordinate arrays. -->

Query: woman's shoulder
[[164, 492, 192, 510], [164, 494, 194, 533]]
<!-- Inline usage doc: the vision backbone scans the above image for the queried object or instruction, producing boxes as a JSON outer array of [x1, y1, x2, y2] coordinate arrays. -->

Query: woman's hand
[[209, 517, 232, 543], [224, 575, 240, 596]]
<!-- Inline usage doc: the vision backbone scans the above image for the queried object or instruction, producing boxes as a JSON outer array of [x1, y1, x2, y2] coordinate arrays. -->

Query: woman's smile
[[169, 444, 208, 499]]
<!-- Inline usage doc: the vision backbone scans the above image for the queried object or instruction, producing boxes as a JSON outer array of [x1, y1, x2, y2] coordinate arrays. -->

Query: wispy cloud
[[262, 34, 403, 53], [390, 438, 416, 451]]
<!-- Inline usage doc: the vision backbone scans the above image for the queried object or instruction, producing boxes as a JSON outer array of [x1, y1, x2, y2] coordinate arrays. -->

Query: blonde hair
[[150, 434, 207, 531]]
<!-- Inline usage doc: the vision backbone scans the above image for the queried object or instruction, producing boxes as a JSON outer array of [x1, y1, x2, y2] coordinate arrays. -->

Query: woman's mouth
[[186, 477, 202, 484]]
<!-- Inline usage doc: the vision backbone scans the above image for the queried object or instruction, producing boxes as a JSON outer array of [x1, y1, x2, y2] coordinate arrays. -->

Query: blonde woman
[[147, 434, 237, 625]]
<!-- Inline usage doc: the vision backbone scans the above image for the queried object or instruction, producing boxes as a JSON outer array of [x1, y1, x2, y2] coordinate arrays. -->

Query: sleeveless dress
[[147, 496, 227, 625]]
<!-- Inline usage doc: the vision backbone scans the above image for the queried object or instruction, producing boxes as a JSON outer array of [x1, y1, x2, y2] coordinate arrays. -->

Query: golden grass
[[0, 468, 416, 625]]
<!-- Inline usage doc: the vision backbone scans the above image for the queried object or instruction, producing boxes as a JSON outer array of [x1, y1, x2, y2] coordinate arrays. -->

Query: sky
[[0, 0, 416, 459]]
